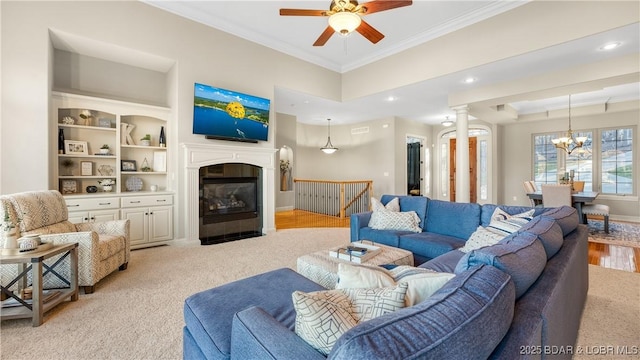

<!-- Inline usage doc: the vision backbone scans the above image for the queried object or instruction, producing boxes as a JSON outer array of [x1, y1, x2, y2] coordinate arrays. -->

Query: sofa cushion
[[330, 265, 515, 360], [540, 206, 579, 235], [425, 199, 481, 239], [455, 232, 546, 299], [419, 250, 465, 273], [486, 207, 534, 235], [398, 232, 466, 260], [357, 227, 407, 248], [518, 216, 564, 259], [293, 284, 408, 355], [369, 210, 422, 233], [184, 268, 324, 360]]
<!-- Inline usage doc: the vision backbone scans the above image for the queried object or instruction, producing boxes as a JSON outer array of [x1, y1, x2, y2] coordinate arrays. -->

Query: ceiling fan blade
[[356, 20, 385, 44], [313, 26, 335, 46], [360, 0, 412, 15], [280, 9, 328, 16]]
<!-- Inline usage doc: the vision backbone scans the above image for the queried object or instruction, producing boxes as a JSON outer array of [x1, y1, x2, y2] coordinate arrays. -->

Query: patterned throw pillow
[[460, 208, 535, 253], [459, 226, 507, 253], [292, 290, 357, 355], [292, 284, 408, 355], [488, 208, 535, 236], [369, 210, 422, 233]]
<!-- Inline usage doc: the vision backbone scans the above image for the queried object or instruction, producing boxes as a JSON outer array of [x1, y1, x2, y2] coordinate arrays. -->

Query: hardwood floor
[[275, 210, 640, 273]]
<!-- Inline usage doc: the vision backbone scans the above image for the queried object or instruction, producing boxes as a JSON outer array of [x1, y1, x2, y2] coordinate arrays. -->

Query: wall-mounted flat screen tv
[[193, 83, 270, 143]]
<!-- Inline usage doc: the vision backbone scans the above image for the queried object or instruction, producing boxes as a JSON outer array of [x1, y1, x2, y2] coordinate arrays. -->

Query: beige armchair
[[1, 190, 129, 294]]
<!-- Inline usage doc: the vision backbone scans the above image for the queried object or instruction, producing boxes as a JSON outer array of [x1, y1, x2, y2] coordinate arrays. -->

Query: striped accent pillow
[[487, 208, 534, 236]]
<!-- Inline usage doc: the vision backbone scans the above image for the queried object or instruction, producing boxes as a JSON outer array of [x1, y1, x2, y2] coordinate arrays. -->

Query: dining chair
[[541, 184, 572, 208], [523, 181, 541, 207]]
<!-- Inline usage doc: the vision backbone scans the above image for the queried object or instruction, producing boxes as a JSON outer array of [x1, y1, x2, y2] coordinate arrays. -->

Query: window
[[601, 128, 633, 195], [479, 140, 488, 200], [566, 130, 593, 192], [533, 134, 558, 185], [533, 127, 634, 195]]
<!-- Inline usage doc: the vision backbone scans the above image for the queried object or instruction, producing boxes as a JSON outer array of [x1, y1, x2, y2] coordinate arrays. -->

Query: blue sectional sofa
[[183, 195, 589, 359]]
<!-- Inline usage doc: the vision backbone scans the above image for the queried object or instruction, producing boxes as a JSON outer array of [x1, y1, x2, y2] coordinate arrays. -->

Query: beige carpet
[[1, 228, 638, 360]]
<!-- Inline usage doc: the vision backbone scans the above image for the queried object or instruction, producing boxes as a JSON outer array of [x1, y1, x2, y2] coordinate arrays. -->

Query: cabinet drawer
[[65, 197, 119, 211], [121, 195, 173, 208]]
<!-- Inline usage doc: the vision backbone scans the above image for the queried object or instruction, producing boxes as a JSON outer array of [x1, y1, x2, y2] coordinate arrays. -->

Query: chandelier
[[321, 118, 338, 154], [552, 95, 587, 154]]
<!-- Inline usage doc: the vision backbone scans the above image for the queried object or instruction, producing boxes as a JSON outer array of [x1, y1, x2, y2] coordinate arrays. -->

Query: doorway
[[449, 137, 477, 202], [407, 136, 425, 196]]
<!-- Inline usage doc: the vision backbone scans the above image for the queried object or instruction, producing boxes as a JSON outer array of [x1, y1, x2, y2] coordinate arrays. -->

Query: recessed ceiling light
[[386, 96, 396, 102], [463, 77, 476, 84], [599, 42, 621, 51]]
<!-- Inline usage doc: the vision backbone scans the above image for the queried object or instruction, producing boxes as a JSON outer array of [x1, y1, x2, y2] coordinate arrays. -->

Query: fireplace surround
[[183, 143, 277, 243]]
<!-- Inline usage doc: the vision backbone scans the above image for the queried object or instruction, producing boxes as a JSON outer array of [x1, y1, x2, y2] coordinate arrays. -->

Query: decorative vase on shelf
[[159, 126, 166, 147], [102, 185, 113, 192], [58, 128, 65, 154], [3, 229, 18, 249]]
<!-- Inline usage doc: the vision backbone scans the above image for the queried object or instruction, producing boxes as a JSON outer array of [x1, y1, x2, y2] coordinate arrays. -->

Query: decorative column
[[453, 105, 470, 203]]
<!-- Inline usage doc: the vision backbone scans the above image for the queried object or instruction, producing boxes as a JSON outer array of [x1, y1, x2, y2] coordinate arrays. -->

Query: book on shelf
[[1, 290, 62, 308], [329, 242, 381, 263]]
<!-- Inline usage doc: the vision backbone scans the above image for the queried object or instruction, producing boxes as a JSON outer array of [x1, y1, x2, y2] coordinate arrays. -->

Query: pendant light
[[551, 95, 587, 154], [321, 118, 338, 154]]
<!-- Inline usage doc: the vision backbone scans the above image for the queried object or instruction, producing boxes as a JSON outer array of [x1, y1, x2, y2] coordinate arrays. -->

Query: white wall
[[0, 1, 341, 239]]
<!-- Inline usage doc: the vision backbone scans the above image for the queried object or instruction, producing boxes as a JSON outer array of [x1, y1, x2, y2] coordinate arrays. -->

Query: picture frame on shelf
[[98, 118, 112, 128], [81, 161, 93, 176], [121, 160, 137, 172], [153, 151, 166, 172], [64, 140, 88, 155], [60, 179, 78, 194]]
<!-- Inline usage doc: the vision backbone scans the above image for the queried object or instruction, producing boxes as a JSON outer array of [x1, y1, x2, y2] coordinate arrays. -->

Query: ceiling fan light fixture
[[328, 12, 361, 35]]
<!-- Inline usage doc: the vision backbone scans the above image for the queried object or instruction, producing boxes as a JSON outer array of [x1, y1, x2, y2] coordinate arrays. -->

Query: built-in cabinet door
[[149, 206, 173, 242], [68, 209, 119, 224], [121, 208, 149, 245]]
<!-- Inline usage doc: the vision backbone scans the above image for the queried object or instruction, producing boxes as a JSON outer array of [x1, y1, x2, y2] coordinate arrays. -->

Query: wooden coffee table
[[1, 243, 79, 326], [297, 241, 413, 289]]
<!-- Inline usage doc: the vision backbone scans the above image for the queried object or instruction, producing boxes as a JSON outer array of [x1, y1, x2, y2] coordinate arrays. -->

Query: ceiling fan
[[280, 0, 413, 46]]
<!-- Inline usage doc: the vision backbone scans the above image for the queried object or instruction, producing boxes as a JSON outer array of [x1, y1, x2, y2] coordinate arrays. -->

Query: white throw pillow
[[337, 264, 454, 307], [336, 263, 395, 289], [388, 266, 456, 306]]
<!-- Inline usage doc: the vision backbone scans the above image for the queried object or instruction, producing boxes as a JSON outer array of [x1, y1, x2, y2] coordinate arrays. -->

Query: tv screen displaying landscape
[[193, 83, 270, 142]]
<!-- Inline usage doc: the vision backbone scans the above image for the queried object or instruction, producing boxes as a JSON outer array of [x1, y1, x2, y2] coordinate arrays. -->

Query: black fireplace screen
[[200, 177, 258, 222]]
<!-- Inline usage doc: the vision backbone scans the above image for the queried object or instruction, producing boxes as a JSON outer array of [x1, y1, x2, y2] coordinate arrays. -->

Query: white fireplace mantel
[[182, 143, 277, 240]]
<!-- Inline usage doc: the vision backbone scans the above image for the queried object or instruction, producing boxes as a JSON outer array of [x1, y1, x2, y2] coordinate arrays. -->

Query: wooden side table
[[1, 242, 79, 326]]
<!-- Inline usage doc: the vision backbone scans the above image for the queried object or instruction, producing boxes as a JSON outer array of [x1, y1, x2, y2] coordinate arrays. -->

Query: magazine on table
[[329, 242, 381, 263]]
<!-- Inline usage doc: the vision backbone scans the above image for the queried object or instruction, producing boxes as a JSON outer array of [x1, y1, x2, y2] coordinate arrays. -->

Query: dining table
[[526, 191, 599, 224]]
